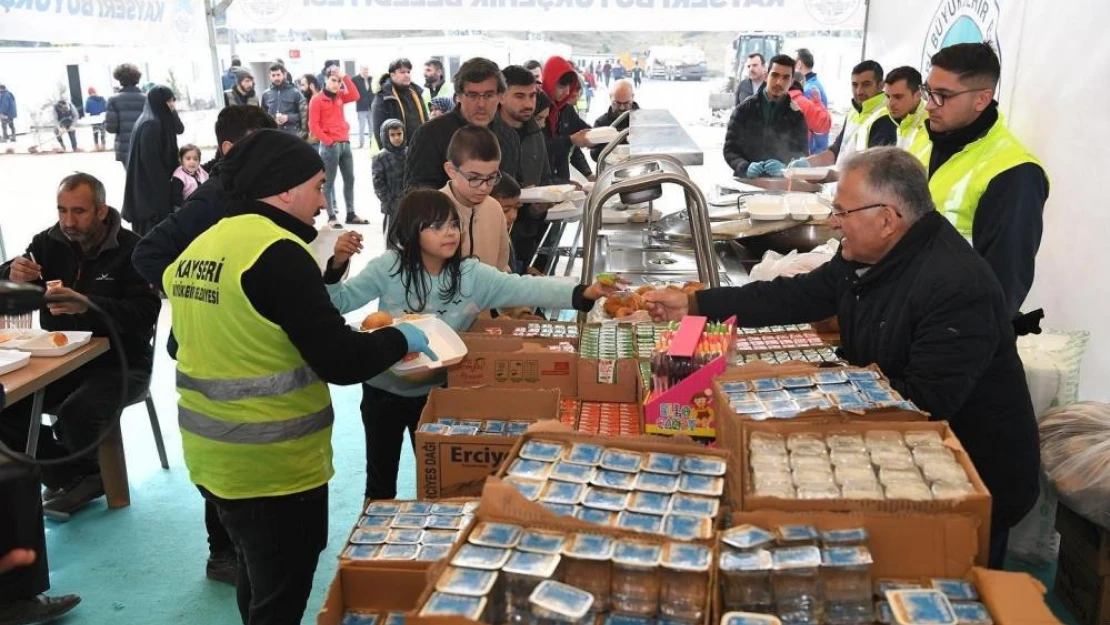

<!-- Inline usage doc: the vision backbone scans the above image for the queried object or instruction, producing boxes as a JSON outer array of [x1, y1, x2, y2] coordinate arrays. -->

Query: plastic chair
[[132, 383, 169, 470]]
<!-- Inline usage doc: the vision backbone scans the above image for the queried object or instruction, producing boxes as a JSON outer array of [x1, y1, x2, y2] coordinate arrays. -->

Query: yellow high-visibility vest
[[908, 115, 1044, 239], [165, 214, 334, 500]]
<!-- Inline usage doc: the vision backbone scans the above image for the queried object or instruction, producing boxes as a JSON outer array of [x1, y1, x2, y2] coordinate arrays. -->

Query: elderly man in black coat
[[645, 147, 1040, 570]]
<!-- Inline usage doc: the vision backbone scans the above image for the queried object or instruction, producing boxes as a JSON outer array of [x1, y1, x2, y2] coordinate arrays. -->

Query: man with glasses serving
[[643, 147, 1040, 571], [405, 57, 521, 192], [590, 78, 639, 163], [908, 42, 1048, 322]]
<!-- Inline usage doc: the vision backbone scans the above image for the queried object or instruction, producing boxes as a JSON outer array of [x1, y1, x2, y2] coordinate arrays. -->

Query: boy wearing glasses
[[440, 125, 512, 272]]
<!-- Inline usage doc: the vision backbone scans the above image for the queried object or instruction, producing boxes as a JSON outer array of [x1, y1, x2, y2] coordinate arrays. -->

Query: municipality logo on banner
[[922, 0, 1002, 74], [238, 0, 292, 24], [803, 0, 863, 26]]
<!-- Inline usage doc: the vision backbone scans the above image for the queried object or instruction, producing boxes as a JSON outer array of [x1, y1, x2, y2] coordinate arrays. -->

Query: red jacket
[[309, 75, 359, 146], [789, 86, 831, 136]]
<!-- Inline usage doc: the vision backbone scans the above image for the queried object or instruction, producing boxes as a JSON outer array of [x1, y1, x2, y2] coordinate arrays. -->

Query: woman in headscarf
[[121, 85, 184, 236], [540, 56, 595, 183]]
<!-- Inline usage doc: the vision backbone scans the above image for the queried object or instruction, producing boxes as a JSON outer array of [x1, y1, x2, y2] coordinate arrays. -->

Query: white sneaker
[[328, 218, 342, 229]]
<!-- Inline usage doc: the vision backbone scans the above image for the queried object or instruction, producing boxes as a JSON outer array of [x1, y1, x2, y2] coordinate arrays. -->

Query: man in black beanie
[[163, 129, 432, 625]]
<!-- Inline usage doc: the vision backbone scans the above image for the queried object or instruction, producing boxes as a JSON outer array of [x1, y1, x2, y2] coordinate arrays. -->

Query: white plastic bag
[[1039, 402, 1110, 531], [1006, 331, 1091, 564], [748, 239, 839, 281]]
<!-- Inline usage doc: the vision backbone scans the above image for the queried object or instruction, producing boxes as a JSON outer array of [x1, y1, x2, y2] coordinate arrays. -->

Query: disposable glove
[[394, 322, 439, 361]]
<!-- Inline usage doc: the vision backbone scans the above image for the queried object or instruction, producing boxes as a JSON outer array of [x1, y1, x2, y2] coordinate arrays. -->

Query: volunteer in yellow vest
[[911, 42, 1049, 318], [423, 58, 448, 101], [164, 129, 433, 625], [790, 60, 897, 168], [884, 66, 927, 149]]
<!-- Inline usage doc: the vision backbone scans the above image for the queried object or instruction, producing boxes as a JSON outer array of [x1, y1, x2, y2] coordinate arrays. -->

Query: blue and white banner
[[0, 0, 205, 46], [225, 0, 866, 32]]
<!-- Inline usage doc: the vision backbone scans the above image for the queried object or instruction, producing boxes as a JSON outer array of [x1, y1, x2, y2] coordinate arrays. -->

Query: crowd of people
[[0, 41, 1052, 625], [0, 52, 641, 625]]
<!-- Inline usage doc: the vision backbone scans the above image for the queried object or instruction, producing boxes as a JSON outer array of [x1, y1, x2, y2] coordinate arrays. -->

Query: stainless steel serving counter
[[628, 109, 704, 167]]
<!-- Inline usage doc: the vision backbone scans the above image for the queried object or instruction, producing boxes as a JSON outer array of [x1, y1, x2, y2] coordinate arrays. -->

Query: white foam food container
[[0, 329, 46, 350], [604, 145, 631, 165], [389, 316, 468, 375], [785, 193, 833, 220], [545, 200, 582, 221], [586, 126, 621, 144], [0, 350, 31, 375], [519, 185, 577, 204], [746, 194, 789, 221], [784, 167, 830, 182], [19, 331, 93, 357]]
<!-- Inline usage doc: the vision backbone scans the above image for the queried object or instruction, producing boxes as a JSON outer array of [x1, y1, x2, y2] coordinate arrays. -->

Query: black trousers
[[0, 464, 49, 603], [360, 384, 428, 500], [0, 369, 149, 486], [200, 484, 328, 625], [203, 495, 233, 555], [988, 524, 1010, 570]]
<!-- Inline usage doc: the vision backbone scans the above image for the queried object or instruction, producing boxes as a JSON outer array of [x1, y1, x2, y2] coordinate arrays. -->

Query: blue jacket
[[804, 72, 828, 107], [0, 89, 15, 118], [85, 95, 107, 116]]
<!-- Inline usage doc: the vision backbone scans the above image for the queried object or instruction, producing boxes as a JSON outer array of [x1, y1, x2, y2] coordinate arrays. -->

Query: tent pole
[[206, 0, 234, 110], [860, 0, 872, 62]]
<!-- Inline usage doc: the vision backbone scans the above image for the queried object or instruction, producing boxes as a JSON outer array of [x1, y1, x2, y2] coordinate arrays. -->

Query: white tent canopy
[[864, 0, 1110, 400]]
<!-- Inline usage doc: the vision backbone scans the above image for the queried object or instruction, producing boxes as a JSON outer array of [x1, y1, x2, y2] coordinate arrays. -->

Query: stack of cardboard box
[[1055, 502, 1110, 625]]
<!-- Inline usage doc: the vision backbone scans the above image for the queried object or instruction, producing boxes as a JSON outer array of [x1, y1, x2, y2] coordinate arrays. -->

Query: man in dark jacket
[[500, 66, 554, 270], [0, 84, 17, 142], [353, 65, 375, 148], [372, 119, 406, 235], [540, 57, 594, 184], [734, 52, 766, 107], [405, 57, 520, 191], [261, 63, 306, 136], [0, 173, 160, 515], [130, 104, 276, 586], [645, 148, 1040, 569], [590, 79, 639, 163], [371, 59, 428, 150], [223, 67, 259, 107], [105, 63, 146, 168], [723, 54, 808, 178]]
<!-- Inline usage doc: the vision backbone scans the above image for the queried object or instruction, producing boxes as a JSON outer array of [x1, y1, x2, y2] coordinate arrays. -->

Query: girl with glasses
[[322, 190, 620, 501]]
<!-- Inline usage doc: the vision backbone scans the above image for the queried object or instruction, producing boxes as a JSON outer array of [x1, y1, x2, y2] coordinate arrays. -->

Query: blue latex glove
[[394, 322, 439, 361], [745, 161, 766, 179], [787, 157, 811, 169], [764, 160, 785, 177]]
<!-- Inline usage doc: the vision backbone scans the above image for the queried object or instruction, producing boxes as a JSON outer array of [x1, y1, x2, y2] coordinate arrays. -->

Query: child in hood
[[372, 118, 407, 235]]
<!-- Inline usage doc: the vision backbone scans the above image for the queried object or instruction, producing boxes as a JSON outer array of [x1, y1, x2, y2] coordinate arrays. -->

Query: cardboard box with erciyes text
[[415, 387, 560, 500]]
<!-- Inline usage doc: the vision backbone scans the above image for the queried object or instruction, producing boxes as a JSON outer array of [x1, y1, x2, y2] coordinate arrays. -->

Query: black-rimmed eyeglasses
[[829, 203, 902, 219], [920, 85, 988, 107]]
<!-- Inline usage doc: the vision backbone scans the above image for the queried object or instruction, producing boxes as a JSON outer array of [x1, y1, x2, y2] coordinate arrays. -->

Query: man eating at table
[[0, 173, 160, 515]]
